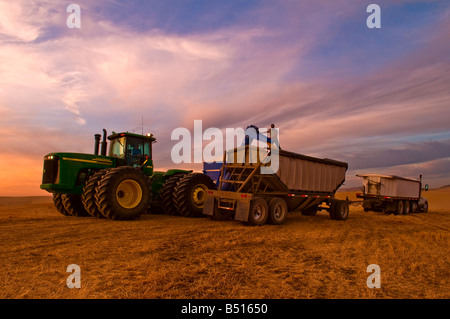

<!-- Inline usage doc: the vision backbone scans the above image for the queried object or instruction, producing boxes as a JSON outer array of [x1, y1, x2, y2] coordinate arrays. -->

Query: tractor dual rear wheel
[[173, 173, 216, 218], [95, 167, 152, 220]]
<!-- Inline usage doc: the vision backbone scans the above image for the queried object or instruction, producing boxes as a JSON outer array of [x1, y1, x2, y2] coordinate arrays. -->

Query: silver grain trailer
[[203, 145, 349, 225], [356, 174, 428, 214]]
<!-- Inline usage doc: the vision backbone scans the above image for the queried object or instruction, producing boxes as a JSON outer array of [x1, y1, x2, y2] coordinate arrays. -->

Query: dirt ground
[[0, 189, 448, 299]]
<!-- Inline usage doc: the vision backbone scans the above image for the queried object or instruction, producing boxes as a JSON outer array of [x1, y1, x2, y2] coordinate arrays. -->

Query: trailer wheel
[[96, 167, 151, 220], [329, 199, 338, 219], [422, 201, 428, 213], [410, 201, 418, 213], [62, 194, 90, 217], [247, 197, 269, 226], [82, 169, 109, 218], [394, 200, 404, 215], [53, 193, 71, 216], [403, 201, 410, 214], [160, 174, 186, 215], [268, 197, 288, 225], [173, 173, 216, 217], [332, 200, 349, 220]]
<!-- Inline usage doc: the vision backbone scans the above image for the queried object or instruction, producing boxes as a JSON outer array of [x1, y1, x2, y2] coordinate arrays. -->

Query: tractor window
[[126, 137, 149, 167], [143, 142, 150, 158], [109, 137, 125, 158]]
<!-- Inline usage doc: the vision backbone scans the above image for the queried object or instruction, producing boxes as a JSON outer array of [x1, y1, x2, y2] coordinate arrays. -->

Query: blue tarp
[[203, 162, 234, 191]]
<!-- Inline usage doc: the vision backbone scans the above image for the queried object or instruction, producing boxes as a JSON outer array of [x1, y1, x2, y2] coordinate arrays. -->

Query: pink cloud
[[1, 1, 449, 195]]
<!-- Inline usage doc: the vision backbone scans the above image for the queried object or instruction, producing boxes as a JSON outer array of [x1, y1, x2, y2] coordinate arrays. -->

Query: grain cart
[[203, 144, 349, 226], [40, 129, 215, 220], [356, 174, 428, 214]]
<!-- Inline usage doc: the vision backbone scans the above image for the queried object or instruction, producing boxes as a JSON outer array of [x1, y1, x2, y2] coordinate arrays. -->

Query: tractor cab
[[107, 132, 156, 174]]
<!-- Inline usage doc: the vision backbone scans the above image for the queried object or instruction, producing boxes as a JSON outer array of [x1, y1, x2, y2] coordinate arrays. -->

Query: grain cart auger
[[40, 129, 215, 220], [202, 125, 349, 226]]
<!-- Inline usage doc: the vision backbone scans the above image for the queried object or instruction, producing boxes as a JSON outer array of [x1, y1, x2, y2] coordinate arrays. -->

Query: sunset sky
[[0, 0, 449, 196]]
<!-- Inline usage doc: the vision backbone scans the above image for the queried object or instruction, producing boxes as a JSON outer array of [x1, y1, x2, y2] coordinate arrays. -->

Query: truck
[[355, 174, 428, 214], [41, 129, 216, 220], [202, 126, 349, 225]]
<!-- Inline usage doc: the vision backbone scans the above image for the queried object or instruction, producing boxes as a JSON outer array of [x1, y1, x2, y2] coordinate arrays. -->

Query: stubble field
[[0, 188, 449, 299]]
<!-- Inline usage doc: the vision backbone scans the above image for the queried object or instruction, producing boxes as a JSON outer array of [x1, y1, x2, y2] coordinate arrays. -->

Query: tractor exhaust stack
[[100, 129, 107, 156], [94, 134, 101, 155]]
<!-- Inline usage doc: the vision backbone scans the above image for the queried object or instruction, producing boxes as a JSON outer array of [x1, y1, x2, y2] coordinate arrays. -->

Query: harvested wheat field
[[0, 188, 449, 299]]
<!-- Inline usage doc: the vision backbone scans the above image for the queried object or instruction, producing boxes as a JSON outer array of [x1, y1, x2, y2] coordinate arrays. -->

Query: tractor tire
[[332, 200, 349, 220], [62, 194, 90, 217], [95, 167, 152, 220], [82, 169, 109, 218], [53, 193, 71, 216], [268, 197, 288, 225], [247, 197, 269, 226], [160, 174, 187, 215], [146, 177, 165, 214], [173, 173, 216, 218]]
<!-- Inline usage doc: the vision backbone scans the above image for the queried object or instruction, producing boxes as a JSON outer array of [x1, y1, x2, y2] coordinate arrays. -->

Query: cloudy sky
[[0, 0, 449, 196]]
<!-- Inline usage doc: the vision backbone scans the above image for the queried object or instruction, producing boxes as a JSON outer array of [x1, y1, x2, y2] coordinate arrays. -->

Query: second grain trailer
[[356, 174, 429, 214]]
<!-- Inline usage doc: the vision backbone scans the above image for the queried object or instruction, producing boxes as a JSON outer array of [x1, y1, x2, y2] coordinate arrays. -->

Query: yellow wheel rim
[[191, 184, 207, 208], [116, 179, 143, 209]]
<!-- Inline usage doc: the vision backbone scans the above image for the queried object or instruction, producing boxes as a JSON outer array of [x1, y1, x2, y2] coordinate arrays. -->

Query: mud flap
[[235, 200, 251, 222], [203, 196, 215, 216]]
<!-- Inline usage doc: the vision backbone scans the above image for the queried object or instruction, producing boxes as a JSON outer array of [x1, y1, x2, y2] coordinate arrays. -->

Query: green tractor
[[40, 129, 215, 220]]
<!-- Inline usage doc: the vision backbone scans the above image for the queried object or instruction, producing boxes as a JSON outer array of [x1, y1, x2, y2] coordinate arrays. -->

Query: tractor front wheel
[[53, 193, 71, 216], [82, 169, 109, 218], [62, 194, 90, 217]]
